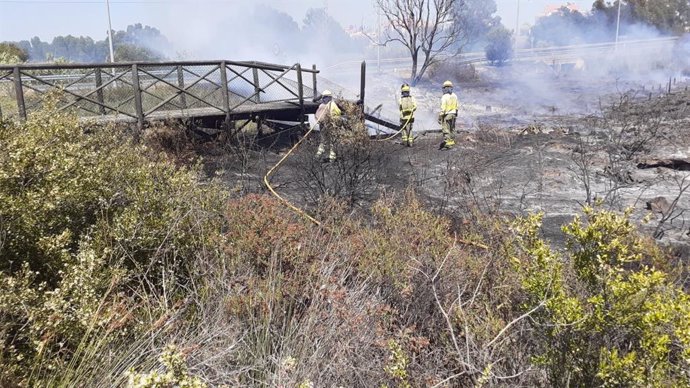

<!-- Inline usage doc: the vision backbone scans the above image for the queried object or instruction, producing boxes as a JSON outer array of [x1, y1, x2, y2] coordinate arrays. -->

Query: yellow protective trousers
[[441, 113, 456, 141]]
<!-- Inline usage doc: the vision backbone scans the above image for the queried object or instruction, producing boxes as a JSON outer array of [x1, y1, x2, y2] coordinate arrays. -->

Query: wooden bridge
[[0, 60, 324, 130]]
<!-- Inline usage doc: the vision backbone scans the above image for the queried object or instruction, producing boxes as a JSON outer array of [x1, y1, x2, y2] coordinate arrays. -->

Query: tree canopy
[[533, 0, 690, 47], [11, 24, 171, 63], [453, 0, 502, 52], [594, 0, 690, 35]]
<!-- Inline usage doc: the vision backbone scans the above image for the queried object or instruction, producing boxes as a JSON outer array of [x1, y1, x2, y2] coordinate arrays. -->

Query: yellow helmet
[[401, 84, 411, 92], [443, 80, 453, 88], [322, 89, 333, 97]]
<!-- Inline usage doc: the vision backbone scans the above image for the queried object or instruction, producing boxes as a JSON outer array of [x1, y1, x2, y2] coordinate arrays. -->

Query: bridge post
[[177, 65, 187, 109], [13, 67, 26, 121], [296, 64, 304, 112], [220, 61, 230, 128], [252, 67, 261, 103], [296, 63, 305, 129], [312, 64, 317, 100], [131, 64, 144, 129], [95, 68, 106, 115]]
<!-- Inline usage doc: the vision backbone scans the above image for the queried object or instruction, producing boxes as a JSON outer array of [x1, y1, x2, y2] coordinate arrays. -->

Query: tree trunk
[[416, 50, 431, 85], [410, 51, 419, 85]]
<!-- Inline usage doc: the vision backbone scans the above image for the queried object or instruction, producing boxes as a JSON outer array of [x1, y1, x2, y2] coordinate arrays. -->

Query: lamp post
[[615, 0, 622, 48], [106, 0, 115, 63], [515, 0, 521, 54]]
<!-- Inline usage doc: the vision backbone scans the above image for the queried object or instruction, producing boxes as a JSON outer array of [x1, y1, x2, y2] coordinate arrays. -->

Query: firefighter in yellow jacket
[[438, 80, 458, 149], [399, 83, 417, 147], [315, 89, 342, 162]]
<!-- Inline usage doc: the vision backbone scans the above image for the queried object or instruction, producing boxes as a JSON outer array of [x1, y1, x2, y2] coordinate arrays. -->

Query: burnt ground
[[183, 74, 690, 258]]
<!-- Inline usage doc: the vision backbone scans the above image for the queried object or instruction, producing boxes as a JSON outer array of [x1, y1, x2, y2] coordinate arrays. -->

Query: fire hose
[[263, 108, 488, 249], [263, 120, 322, 226], [374, 113, 412, 142], [263, 107, 404, 227]]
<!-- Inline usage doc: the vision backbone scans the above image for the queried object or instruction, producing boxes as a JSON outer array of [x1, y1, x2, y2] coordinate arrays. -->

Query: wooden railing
[[0, 60, 319, 126]]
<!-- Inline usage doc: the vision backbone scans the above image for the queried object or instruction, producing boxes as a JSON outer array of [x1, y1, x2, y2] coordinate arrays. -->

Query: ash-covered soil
[[192, 70, 690, 257]]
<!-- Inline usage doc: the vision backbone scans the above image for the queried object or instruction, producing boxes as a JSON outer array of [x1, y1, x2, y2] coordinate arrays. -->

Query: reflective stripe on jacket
[[399, 96, 417, 120], [441, 93, 458, 116]]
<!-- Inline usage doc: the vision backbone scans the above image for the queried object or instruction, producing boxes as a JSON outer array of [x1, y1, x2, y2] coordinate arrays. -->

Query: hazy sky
[[0, 0, 596, 44]]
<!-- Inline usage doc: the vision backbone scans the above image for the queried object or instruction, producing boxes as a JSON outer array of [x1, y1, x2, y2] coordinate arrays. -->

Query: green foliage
[[516, 207, 690, 387], [0, 97, 686, 387], [453, 0, 501, 51], [115, 43, 163, 62], [9, 24, 170, 63], [383, 340, 411, 388], [126, 345, 206, 388], [594, 0, 690, 35], [484, 26, 513, 65], [0, 42, 28, 64], [0, 99, 226, 385], [563, 207, 654, 290], [629, 0, 690, 34]]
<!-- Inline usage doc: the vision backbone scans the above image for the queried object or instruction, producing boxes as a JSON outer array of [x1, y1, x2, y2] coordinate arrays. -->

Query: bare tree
[[569, 133, 597, 206], [652, 173, 690, 240], [376, 0, 459, 84]]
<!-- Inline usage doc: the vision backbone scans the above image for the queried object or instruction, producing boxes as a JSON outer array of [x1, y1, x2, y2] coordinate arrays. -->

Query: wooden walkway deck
[[80, 100, 320, 124]]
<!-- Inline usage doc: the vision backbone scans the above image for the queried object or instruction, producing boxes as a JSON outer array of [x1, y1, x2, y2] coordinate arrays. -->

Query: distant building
[[344, 24, 367, 39], [541, 2, 581, 17]]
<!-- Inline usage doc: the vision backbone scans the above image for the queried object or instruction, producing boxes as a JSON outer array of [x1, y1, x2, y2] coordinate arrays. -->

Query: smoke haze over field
[[1, 0, 594, 49], [2, 0, 688, 126]]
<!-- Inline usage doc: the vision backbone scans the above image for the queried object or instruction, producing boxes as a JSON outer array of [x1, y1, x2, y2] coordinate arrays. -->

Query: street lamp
[[106, 0, 115, 63], [515, 0, 521, 54]]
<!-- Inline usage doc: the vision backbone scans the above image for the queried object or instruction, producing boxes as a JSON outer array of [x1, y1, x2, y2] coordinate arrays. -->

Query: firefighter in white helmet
[[315, 89, 342, 162], [399, 83, 417, 147], [438, 80, 458, 149]]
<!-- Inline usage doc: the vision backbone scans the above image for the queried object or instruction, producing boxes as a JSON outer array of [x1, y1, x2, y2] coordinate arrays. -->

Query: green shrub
[[0, 42, 28, 64], [0, 100, 226, 385], [126, 346, 206, 388], [516, 207, 690, 387], [485, 26, 513, 65], [1, 98, 685, 387]]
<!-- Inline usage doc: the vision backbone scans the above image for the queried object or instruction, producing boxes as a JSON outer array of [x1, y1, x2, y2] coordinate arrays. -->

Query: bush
[[126, 346, 206, 388], [0, 100, 226, 385], [426, 62, 478, 82], [515, 207, 690, 387], [0, 42, 28, 64], [218, 191, 534, 386], [1, 99, 685, 387], [485, 26, 513, 65]]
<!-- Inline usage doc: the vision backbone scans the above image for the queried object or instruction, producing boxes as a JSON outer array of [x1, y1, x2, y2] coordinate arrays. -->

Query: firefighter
[[399, 83, 417, 146], [438, 80, 458, 150], [315, 89, 342, 162]]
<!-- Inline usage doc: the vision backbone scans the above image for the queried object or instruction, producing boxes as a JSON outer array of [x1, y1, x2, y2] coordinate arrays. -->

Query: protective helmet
[[322, 89, 333, 97], [401, 84, 411, 92], [443, 80, 453, 88]]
